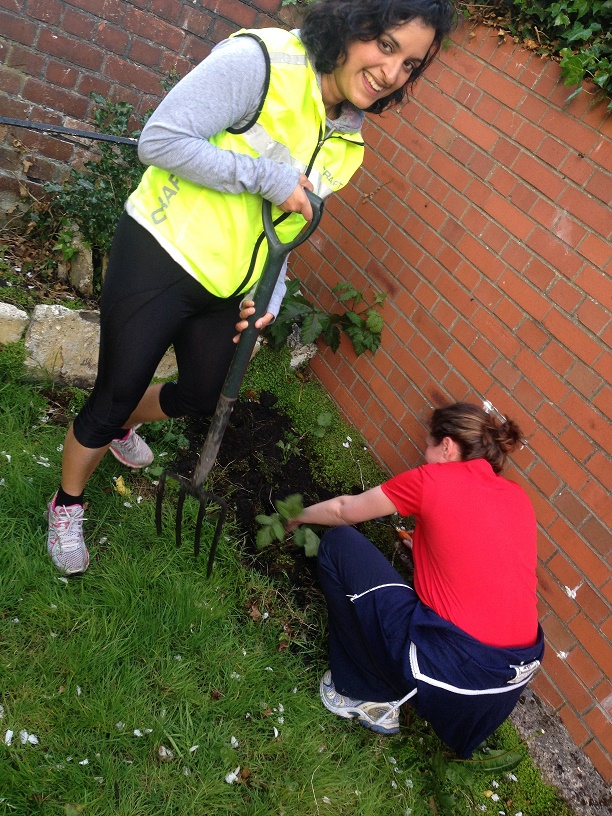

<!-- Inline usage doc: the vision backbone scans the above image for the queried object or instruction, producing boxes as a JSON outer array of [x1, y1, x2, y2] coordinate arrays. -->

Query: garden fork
[[155, 192, 324, 575]]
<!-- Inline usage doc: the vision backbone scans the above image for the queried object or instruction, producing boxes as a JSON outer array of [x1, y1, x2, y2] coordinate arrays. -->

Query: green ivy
[[508, 0, 612, 108], [44, 94, 148, 259]]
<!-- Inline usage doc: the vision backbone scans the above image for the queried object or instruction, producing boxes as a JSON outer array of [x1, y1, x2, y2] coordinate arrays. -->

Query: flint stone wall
[[1, 303, 177, 387], [0, 303, 315, 387]]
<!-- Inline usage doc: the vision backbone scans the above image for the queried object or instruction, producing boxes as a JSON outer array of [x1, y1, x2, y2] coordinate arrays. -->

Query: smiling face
[[321, 17, 436, 116]]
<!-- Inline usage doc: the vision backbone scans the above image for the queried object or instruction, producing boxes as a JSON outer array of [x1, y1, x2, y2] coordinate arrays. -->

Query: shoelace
[[117, 431, 136, 451], [52, 508, 85, 551]]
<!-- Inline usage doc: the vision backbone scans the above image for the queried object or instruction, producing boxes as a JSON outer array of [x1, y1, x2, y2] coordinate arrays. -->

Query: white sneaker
[[319, 670, 401, 735], [47, 495, 89, 575], [110, 427, 154, 468]]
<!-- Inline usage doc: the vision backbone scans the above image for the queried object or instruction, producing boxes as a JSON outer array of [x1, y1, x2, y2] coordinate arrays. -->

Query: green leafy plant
[[256, 493, 320, 556], [276, 411, 333, 464], [311, 410, 332, 438], [276, 432, 302, 464], [508, 0, 612, 108], [52, 219, 80, 262], [265, 279, 386, 356], [45, 94, 147, 264]]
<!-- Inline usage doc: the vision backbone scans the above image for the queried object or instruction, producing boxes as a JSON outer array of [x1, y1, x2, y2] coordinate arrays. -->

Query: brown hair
[[428, 402, 523, 474]]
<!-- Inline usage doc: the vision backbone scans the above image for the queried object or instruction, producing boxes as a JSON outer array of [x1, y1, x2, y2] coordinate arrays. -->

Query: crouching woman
[[288, 402, 544, 757]]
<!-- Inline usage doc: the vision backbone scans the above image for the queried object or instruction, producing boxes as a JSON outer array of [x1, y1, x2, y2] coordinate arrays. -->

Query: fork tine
[[193, 500, 207, 559], [155, 471, 167, 535], [175, 487, 186, 549]]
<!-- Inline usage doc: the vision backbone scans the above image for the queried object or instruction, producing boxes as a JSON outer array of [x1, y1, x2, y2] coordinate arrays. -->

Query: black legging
[[73, 213, 242, 449]]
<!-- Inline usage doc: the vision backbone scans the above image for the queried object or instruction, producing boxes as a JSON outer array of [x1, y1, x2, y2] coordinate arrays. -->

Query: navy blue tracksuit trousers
[[317, 527, 545, 757]]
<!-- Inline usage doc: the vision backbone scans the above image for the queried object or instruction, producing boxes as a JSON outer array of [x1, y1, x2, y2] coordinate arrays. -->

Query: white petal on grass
[[115, 722, 125, 731], [264, 666, 273, 672], [277, 717, 284, 724], [189, 745, 199, 753], [123, 501, 132, 508], [225, 766, 241, 784], [278, 703, 284, 713], [230, 672, 241, 679], [230, 736, 239, 748], [19, 730, 29, 744], [12, 618, 19, 624], [273, 727, 279, 738], [322, 797, 331, 804], [77, 686, 82, 696], [0, 706, 4, 719], [158, 745, 174, 760], [183, 767, 191, 776], [4, 730, 13, 745], [28, 734, 39, 745], [79, 758, 89, 765]]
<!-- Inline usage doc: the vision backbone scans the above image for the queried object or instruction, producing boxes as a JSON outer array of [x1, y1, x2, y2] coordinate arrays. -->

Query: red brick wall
[[0, 0, 287, 201], [1, 1, 610, 783]]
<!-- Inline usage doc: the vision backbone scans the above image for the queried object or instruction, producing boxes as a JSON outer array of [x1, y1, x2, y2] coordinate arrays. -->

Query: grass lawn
[[0, 341, 571, 816]]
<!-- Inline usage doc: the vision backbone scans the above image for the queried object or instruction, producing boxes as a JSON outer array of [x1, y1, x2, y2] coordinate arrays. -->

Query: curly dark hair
[[301, 0, 457, 113], [428, 402, 524, 474]]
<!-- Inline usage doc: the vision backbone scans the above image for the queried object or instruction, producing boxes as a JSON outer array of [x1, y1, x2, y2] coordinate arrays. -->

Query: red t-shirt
[[381, 459, 538, 648]]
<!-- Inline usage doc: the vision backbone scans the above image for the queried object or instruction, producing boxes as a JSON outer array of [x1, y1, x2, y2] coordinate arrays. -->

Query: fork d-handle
[[191, 191, 324, 489]]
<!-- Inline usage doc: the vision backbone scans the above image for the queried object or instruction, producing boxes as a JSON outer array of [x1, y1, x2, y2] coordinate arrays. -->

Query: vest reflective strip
[[268, 51, 307, 65], [243, 123, 294, 165], [409, 642, 537, 696]]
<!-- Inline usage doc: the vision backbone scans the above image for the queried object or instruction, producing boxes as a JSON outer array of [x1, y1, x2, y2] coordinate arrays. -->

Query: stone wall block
[[0, 302, 29, 343], [22, 303, 177, 386], [24, 304, 102, 386]]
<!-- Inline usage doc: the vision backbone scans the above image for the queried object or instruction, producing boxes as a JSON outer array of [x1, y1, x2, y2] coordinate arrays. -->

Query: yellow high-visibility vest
[[127, 27, 364, 298]]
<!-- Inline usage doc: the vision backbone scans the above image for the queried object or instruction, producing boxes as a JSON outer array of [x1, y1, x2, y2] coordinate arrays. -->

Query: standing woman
[[46, 0, 456, 575], [288, 403, 544, 757]]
